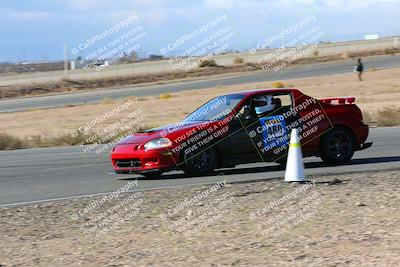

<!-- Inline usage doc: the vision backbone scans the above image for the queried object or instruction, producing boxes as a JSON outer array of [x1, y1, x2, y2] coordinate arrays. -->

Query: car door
[[228, 100, 259, 157], [248, 92, 300, 162]]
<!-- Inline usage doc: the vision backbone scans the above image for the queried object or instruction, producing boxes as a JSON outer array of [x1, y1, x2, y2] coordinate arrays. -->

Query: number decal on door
[[259, 116, 288, 151]]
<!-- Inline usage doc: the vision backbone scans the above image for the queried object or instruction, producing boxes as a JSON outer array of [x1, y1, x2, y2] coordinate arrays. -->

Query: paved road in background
[[1, 55, 399, 112], [0, 127, 399, 207]]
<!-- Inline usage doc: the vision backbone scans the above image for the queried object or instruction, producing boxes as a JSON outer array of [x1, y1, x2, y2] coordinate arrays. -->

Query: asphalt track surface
[[0, 127, 399, 207], [1, 55, 400, 112]]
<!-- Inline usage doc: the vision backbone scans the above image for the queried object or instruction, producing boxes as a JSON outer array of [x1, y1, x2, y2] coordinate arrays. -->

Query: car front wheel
[[182, 147, 218, 176]]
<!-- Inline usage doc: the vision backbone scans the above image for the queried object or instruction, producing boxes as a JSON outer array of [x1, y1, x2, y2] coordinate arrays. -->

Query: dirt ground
[[0, 169, 399, 266], [0, 66, 399, 141]]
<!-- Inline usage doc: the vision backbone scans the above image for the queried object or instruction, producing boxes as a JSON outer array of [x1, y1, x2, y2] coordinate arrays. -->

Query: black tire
[[320, 127, 355, 165], [141, 171, 163, 179], [182, 147, 218, 176]]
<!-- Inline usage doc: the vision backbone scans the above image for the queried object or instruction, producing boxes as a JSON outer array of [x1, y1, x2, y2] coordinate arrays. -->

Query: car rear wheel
[[182, 147, 218, 176], [320, 127, 355, 165]]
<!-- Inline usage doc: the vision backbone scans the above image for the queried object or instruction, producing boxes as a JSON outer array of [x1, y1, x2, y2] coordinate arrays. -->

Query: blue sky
[[0, 0, 399, 62]]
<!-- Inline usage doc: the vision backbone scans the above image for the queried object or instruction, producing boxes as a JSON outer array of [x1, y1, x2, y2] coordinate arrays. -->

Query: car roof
[[225, 88, 300, 97]]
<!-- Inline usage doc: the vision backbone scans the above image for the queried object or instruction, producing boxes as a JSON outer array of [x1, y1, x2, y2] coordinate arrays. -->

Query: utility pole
[[63, 42, 68, 78]]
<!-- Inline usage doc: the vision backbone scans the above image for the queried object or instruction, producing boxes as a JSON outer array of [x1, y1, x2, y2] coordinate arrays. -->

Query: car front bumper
[[111, 145, 179, 174]]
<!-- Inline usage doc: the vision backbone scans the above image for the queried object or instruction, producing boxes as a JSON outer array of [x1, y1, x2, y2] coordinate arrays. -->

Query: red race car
[[111, 88, 372, 177]]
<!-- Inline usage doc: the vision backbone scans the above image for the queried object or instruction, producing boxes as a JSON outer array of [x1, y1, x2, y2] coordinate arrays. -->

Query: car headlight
[[144, 138, 172, 150]]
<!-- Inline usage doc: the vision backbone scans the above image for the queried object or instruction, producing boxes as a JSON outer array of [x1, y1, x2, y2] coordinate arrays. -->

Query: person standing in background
[[356, 58, 364, 81]]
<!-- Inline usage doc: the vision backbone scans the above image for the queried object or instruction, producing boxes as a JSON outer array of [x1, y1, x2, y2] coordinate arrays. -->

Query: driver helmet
[[253, 95, 276, 115]]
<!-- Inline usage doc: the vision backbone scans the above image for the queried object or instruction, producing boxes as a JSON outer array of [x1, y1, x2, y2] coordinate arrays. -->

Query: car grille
[[116, 159, 141, 168]]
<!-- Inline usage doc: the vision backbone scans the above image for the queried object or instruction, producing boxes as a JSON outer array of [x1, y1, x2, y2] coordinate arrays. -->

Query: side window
[[272, 93, 292, 115], [252, 92, 293, 117]]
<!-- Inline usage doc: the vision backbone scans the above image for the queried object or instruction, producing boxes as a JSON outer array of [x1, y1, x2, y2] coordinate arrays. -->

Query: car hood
[[116, 121, 206, 145]]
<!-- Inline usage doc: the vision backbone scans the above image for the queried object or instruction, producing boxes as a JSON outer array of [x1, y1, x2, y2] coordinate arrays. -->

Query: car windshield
[[183, 94, 245, 122]]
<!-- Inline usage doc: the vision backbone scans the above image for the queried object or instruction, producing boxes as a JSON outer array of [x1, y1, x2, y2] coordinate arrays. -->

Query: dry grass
[[362, 111, 373, 125], [341, 52, 350, 59], [272, 81, 285, 88], [0, 131, 89, 150], [198, 59, 218, 68], [384, 47, 396, 55], [0, 125, 152, 150], [0, 133, 25, 150], [159, 93, 173, 100], [373, 107, 400, 126], [233, 57, 244, 64]]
